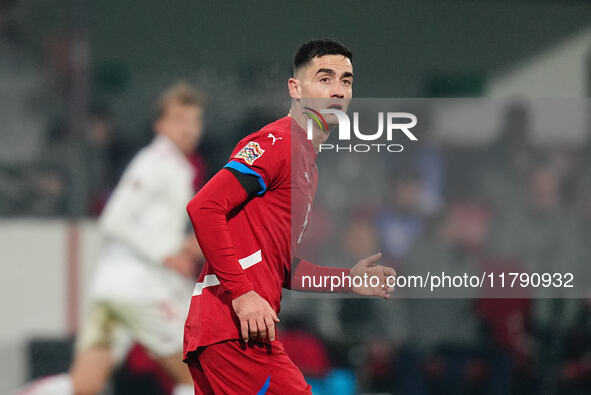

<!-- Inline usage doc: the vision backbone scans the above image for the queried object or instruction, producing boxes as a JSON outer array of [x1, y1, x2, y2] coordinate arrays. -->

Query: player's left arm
[[287, 253, 396, 299]]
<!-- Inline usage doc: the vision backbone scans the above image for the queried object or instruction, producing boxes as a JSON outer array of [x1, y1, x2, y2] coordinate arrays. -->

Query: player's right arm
[[187, 170, 280, 342], [187, 132, 286, 342]]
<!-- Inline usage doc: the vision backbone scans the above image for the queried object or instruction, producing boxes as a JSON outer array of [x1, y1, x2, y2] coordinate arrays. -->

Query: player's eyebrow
[[315, 68, 354, 79], [315, 68, 336, 76]]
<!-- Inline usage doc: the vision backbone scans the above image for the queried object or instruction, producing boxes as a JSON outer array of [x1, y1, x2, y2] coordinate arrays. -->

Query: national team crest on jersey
[[235, 141, 265, 165]]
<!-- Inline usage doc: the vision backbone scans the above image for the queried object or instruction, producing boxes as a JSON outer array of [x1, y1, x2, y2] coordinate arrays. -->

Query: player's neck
[[287, 108, 329, 154]]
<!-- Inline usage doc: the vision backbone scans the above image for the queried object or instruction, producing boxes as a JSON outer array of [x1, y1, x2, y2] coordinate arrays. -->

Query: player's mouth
[[327, 104, 343, 110]]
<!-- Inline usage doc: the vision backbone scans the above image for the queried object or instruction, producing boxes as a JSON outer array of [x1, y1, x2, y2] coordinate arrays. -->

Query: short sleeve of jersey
[[224, 131, 289, 195]]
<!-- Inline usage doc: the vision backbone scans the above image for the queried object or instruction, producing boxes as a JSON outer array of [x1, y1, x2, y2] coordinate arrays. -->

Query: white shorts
[[77, 297, 189, 358]]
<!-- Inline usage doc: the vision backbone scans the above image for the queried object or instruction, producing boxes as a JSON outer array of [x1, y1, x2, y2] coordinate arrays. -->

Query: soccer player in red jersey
[[184, 39, 396, 394]]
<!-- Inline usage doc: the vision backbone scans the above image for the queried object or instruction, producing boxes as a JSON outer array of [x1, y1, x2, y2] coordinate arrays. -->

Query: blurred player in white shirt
[[18, 82, 205, 395]]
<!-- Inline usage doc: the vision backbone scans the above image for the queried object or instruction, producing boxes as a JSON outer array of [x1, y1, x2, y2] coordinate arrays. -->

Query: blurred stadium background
[[2, 0, 591, 394]]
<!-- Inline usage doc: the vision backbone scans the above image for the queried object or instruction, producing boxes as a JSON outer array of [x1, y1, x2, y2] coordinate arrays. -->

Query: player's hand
[[350, 252, 396, 299], [164, 253, 196, 278], [232, 290, 280, 343]]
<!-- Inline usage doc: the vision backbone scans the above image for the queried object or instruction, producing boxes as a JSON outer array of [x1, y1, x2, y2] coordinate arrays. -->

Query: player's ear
[[288, 77, 301, 100]]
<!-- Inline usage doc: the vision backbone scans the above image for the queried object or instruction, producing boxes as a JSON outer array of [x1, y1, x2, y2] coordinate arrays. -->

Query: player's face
[[156, 103, 204, 155], [289, 54, 353, 125]]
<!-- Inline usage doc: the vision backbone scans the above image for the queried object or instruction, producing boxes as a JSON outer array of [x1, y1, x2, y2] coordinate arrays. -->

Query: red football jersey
[[183, 117, 319, 358]]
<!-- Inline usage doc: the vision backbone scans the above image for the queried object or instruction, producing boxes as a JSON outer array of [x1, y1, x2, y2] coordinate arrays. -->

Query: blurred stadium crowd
[[288, 101, 591, 394], [3, 1, 591, 395]]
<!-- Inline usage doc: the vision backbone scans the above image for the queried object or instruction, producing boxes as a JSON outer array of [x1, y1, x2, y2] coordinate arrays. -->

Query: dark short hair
[[293, 39, 352, 74]]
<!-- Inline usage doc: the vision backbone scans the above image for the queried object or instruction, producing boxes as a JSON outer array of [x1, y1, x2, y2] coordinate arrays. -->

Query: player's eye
[[342, 79, 352, 86], [320, 77, 331, 83]]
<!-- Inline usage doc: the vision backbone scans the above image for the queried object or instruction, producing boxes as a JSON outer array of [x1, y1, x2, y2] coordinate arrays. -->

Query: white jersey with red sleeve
[[89, 135, 195, 302]]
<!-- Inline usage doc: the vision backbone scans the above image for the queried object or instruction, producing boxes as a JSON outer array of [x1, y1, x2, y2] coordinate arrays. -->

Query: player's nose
[[330, 83, 345, 99], [330, 91, 345, 99]]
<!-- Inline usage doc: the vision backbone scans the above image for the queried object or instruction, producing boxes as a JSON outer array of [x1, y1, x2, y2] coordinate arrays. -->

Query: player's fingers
[[264, 315, 276, 341], [382, 277, 395, 292], [270, 309, 280, 323], [256, 317, 267, 340], [383, 274, 395, 286], [240, 320, 249, 343], [248, 319, 259, 340], [377, 266, 395, 288], [382, 266, 396, 277], [386, 281, 396, 292], [375, 271, 387, 281], [385, 279, 394, 292], [363, 252, 382, 266], [374, 272, 388, 286]]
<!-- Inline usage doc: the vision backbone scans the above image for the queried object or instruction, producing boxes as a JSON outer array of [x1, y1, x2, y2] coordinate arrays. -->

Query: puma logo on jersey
[[267, 133, 283, 145]]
